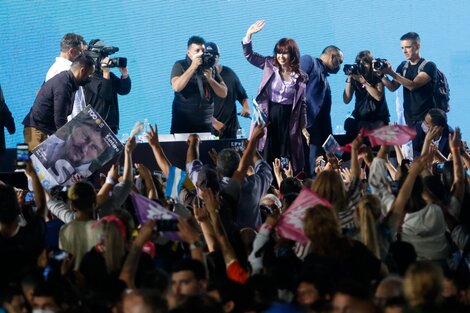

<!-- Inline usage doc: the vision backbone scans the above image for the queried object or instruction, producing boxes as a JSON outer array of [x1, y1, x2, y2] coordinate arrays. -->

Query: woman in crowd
[[242, 20, 309, 174], [343, 50, 389, 136]]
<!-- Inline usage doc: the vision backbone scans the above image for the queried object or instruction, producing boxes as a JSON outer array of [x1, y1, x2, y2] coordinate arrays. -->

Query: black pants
[[263, 101, 292, 166]]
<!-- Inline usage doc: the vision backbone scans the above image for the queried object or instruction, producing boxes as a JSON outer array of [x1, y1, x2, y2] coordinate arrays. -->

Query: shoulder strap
[[402, 61, 410, 77], [417, 59, 428, 73]]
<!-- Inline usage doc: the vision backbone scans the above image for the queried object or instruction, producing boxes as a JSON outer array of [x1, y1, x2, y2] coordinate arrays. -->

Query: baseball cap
[[205, 42, 219, 55]]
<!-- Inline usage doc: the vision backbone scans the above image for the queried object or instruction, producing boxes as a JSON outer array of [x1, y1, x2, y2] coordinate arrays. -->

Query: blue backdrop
[[1, 0, 469, 148]]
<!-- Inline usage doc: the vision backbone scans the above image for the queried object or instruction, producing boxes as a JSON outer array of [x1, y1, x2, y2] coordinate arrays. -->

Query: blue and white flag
[[165, 166, 193, 200], [252, 99, 267, 126]]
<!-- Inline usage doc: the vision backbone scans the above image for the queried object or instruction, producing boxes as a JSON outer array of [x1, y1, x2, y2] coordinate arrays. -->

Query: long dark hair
[[273, 38, 300, 74], [355, 50, 373, 82]]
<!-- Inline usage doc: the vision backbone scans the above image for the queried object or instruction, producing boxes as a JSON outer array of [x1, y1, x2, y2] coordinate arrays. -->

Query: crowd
[[1, 114, 470, 313], [0, 20, 469, 313]]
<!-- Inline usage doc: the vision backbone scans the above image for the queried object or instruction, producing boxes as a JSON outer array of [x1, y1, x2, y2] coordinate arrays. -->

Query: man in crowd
[[205, 42, 250, 138], [170, 259, 208, 306], [45, 33, 88, 120], [380, 32, 437, 126], [170, 36, 227, 134], [300, 45, 344, 176], [22, 54, 95, 150]]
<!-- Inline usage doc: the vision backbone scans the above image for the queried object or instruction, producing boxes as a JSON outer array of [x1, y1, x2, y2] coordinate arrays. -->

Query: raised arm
[[382, 61, 433, 92], [24, 160, 46, 218], [231, 123, 266, 183], [119, 219, 156, 289], [171, 53, 202, 93], [147, 124, 171, 177], [449, 128, 465, 204], [186, 134, 201, 164], [136, 163, 158, 200], [388, 154, 430, 232], [204, 68, 227, 98], [242, 20, 268, 69]]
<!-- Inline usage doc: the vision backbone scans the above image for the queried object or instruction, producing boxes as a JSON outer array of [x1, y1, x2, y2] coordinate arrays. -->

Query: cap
[[205, 42, 219, 55]]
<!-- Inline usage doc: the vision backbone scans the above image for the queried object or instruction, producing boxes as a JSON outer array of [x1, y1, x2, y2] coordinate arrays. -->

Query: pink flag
[[364, 125, 416, 147], [276, 187, 332, 244], [129, 192, 180, 241]]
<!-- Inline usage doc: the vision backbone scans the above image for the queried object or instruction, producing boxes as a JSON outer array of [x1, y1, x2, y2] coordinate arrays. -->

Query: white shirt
[[45, 57, 72, 81], [45, 57, 86, 121]]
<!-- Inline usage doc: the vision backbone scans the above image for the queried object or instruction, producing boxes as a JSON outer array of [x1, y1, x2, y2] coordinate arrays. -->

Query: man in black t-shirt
[[205, 42, 250, 138], [170, 36, 227, 134], [380, 32, 437, 126]]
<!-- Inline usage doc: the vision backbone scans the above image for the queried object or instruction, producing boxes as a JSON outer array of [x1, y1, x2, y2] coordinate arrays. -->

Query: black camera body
[[343, 63, 365, 76], [201, 51, 216, 69], [373, 58, 388, 70], [85, 39, 127, 71]]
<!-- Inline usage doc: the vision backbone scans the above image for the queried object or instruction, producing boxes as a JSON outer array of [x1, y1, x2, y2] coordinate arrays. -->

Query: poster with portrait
[[31, 105, 123, 190]]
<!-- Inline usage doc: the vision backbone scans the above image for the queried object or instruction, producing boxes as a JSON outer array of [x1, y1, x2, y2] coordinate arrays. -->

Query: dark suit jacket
[[412, 123, 453, 158], [0, 84, 15, 151]]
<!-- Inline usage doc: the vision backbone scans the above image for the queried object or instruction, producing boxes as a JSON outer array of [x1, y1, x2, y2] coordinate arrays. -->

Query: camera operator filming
[[170, 36, 227, 134], [343, 50, 390, 137], [84, 39, 131, 134]]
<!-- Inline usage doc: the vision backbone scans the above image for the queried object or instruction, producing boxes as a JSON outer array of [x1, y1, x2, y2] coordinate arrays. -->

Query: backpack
[[402, 59, 450, 112]]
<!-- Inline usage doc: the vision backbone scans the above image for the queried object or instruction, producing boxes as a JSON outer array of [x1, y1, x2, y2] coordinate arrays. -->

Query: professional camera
[[373, 58, 388, 70], [343, 63, 365, 76], [201, 51, 216, 69], [85, 39, 127, 70]]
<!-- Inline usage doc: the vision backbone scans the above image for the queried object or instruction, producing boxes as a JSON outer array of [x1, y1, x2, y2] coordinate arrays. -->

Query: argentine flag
[[165, 166, 192, 200]]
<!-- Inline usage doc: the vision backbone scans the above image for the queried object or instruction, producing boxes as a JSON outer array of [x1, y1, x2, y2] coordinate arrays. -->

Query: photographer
[[343, 50, 389, 137], [170, 36, 227, 134], [84, 40, 131, 134]]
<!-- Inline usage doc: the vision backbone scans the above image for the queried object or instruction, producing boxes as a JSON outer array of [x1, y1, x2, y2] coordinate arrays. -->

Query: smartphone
[[433, 162, 445, 174], [16, 144, 30, 169], [280, 156, 289, 169], [24, 191, 35, 204], [156, 219, 179, 232]]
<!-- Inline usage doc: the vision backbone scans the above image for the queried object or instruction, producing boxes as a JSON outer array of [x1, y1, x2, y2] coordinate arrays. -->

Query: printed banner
[[129, 192, 180, 241], [276, 187, 332, 244], [31, 105, 123, 190]]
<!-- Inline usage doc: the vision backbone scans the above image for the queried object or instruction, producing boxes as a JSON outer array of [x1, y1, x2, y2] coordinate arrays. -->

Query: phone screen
[[280, 157, 289, 169], [156, 219, 179, 232], [16, 144, 30, 169]]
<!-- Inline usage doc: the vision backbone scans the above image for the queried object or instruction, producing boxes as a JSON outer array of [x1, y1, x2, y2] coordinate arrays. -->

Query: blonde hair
[[311, 171, 347, 215], [356, 194, 382, 258], [403, 261, 443, 308], [95, 220, 127, 274], [304, 204, 349, 256]]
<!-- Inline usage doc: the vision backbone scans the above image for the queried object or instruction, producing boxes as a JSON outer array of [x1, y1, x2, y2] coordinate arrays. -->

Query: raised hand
[[246, 20, 266, 39], [186, 134, 201, 145], [449, 127, 461, 149], [250, 123, 267, 141], [135, 163, 152, 180], [125, 135, 137, 153], [147, 124, 160, 148]]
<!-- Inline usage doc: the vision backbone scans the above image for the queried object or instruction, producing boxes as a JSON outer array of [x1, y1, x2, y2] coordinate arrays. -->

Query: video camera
[[85, 39, 127, 70]]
